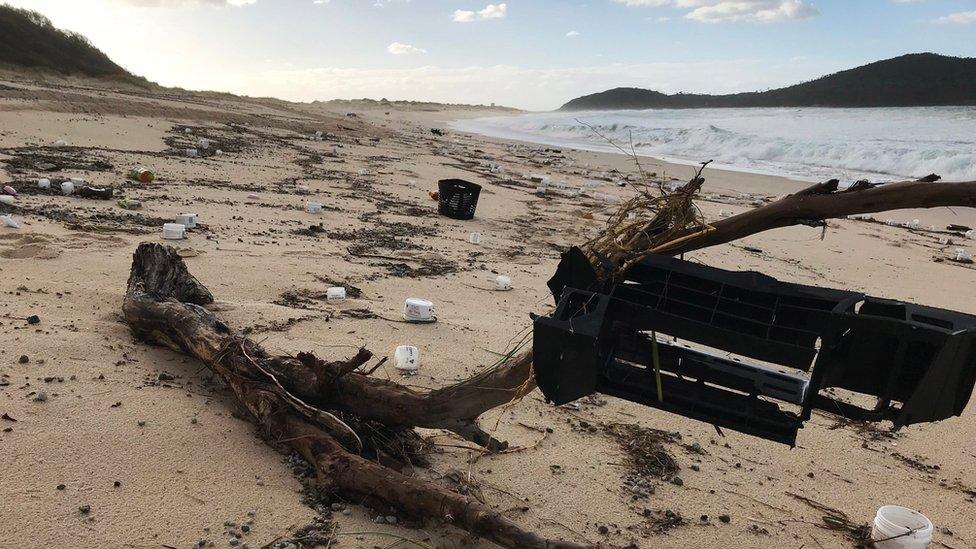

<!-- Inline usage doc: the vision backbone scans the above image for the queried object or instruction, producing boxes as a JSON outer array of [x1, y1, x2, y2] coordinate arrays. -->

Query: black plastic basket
[[437, 179, 482, 220]]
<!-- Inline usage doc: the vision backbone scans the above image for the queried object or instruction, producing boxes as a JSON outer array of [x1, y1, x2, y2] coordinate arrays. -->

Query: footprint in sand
[[0, 234, 62, 259], [0, 232, 126, 259]]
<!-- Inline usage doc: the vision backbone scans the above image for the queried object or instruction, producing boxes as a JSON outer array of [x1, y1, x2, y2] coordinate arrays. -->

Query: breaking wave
[[450, 107, 976, 182]]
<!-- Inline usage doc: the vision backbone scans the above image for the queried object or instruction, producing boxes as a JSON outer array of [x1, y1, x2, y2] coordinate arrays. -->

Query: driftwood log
[[122, 176, 976, 548]]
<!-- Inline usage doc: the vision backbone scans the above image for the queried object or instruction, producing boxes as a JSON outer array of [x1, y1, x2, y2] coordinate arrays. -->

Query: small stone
[[229, 539, 240, 547], [700, 514, 709, 522], [807, 472, 815, 478], [137, 421, 146, 427], [56, 484, 65, 490], [374, 516, 385, 524], [330, 503, 343, 512], [79, 504, 91, 514], [385, 515, 397, 524], [342, 509, 351, 516], [691, 464, 700, 472], [671, 476, 684, 486], [27, 315, 40, 325], [719, 514, 731, 524], [18, 355, 29, 364], [114, 481, 121, 488], [191, 417, 198, 424], [246, 510, 256, 518], [240, 524, 249, 533], [598, 525, 609, 535], [34, 392, 48, 402]]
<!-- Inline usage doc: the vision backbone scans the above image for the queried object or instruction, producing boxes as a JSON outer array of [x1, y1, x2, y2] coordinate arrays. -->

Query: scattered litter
[[77, 185, 113, 200], [403, 298, 435, 322], [175, 213, 198, 228], [1, 215, 20, 229], [326, 287, 346, 302], [871, 505, 932, 548], [37, 178, 51, 189], [60, 181, 74, 196], [2, 185, 16, 196], [954, 249, 973, 264], [469, 232, 481, 244], [162, 223, 187, 240], [394, 345, 420, 374], [117, 198, 142, 210], [495, 275, 512, 291], [127, 167, 155, 183], [306, 202, 323, 214], [0, 195, 13, 206]]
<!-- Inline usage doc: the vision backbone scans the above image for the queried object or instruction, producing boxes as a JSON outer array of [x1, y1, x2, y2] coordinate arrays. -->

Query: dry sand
[[1, 75, 975, 549]]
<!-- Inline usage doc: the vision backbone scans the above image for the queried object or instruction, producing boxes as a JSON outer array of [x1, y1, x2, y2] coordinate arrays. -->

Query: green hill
[[0, 4, 140, 81], [560, 54, 976, 111]]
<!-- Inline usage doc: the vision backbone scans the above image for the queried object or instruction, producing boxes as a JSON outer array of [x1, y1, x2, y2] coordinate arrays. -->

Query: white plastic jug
[[175, 213, 198, 228], [394, 346, 420, 373], [403, 298, 434, 322], [871, 506, 933, 549], [162, 223, 186, 240], [327, 287, 346, 302]]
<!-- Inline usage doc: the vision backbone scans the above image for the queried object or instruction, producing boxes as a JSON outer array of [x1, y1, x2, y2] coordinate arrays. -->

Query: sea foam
[[450, 107, 976, 182]]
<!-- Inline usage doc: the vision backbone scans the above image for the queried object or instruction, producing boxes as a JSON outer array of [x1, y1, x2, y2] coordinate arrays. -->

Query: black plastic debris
[[437, 179, 481, 220], [534, 248, 976, 446]]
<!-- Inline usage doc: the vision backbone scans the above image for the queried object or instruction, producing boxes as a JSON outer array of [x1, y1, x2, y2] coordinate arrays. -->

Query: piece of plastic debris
[[469, 232, 481, 244], [495, 275, 512, 291], [306, 202, 323, 214], [871, 505, 933, 548], [2, 185, 16, 196], [403, 298, 434, 322], [0, 214, 20, 229], [394, 346, 420, 374], [326, 287, 346, 302], [37, 178, 51, 189], [60, 182, 75, 196], [0, 195, 14, 206], [175, 213, 198, 228], [162, 223, 186, 240]]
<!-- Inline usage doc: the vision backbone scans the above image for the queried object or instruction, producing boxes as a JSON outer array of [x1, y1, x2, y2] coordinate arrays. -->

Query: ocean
[[450, 107, 976, 183]]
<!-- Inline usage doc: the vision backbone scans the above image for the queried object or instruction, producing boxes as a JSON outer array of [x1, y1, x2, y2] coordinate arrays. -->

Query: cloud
[[566, 30, 581, 37], [932, 10, 976, 24], [453, 3, 507, 22], [387, 42, 426, 55], [612, 0, 818, 23]]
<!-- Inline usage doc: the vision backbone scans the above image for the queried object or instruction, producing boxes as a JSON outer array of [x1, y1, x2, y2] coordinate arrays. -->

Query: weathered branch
[[122, 243, 591, 549]]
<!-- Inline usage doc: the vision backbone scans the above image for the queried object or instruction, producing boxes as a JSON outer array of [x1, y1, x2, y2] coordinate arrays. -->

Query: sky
[[6, 0, 976, 110]]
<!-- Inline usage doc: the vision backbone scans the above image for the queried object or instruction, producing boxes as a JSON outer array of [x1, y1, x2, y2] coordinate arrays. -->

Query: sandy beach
[[2, 74, 975, 549]]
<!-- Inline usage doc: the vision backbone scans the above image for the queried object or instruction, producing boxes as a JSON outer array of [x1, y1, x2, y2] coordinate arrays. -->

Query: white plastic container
[[956, 249, 973, 262], [61, 181, 75, 196], [0, 214, 20, 229], [871, 505, 933, 549], [326, 287, 346, 302], [37, 178, 51, 189], [175, 213, 198, 228], [394, 346, 420, 374], [403, 298, 434, 322], [307, 202, 323, 214], [0, 195, 13, 206], [469, 232, 481, 244], [162, 223, 186, 240], [495, 275, 512, 291]]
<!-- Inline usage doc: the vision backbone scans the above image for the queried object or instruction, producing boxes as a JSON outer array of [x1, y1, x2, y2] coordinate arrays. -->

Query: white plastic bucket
[[37, 178, 51, 189], [871, 506, 932, 548], [175, 213, 198, 228], [469, 232, 481, 244], [162, 223, 186, 240], [61, 181, 75, 196], [327, 287, 346, 302], [403, 298, 434, 322], [307, 202, 323, 214], [495, 275, 512, 291], [394, 346, 420, 373]]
